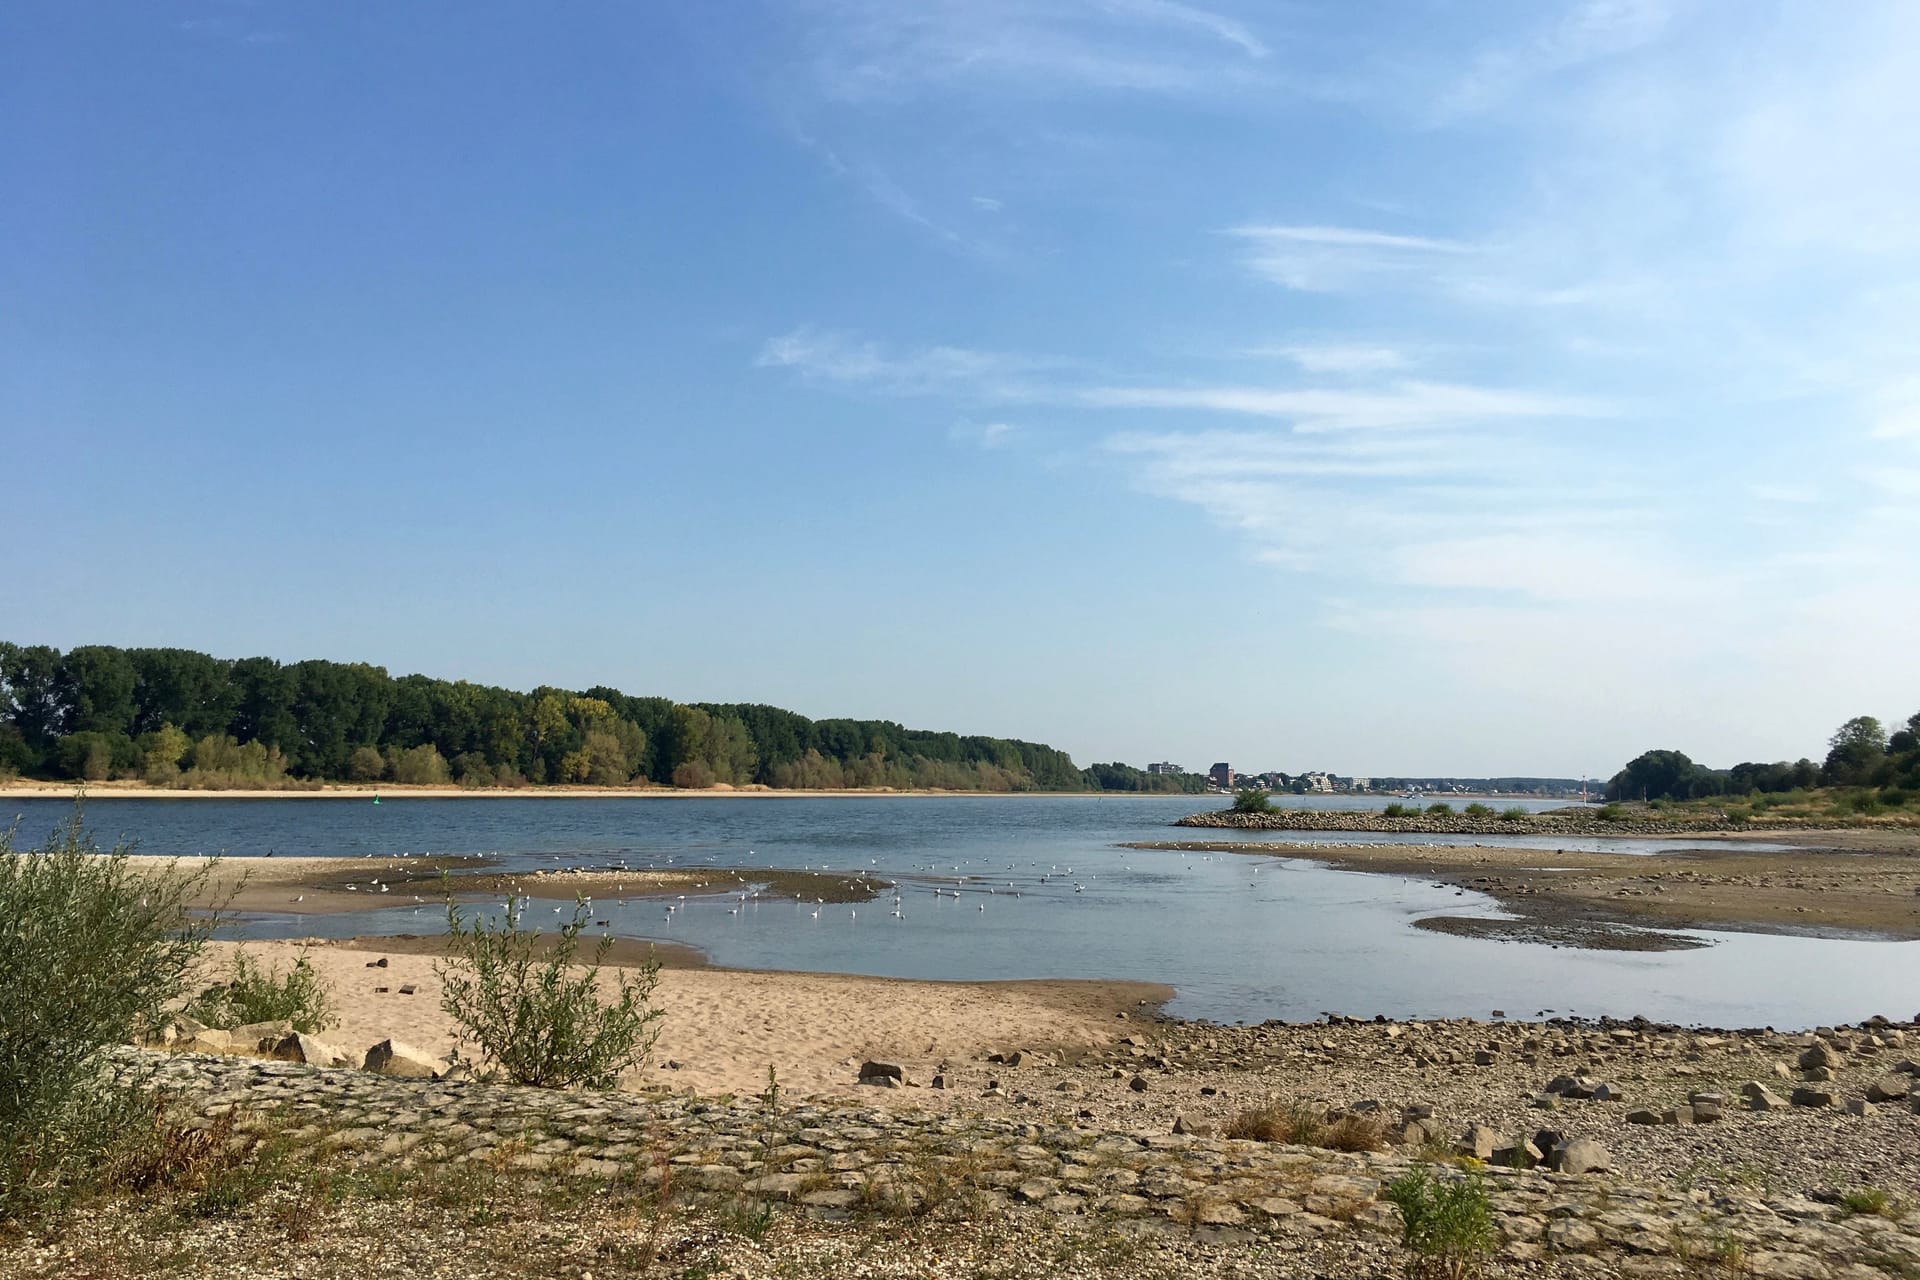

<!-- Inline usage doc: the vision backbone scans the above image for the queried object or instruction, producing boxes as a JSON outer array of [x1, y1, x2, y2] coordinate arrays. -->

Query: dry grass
[[1222, 1099, 1386, 1153]]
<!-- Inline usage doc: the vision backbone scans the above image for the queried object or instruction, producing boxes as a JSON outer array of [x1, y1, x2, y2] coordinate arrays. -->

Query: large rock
[[1456, 1124, 1499, 1160], [229, 1020, 296, 1051], [1549, 1137, 1612, 1175], [1798, 1043, 1842, 1070], [179, 1027, 234, 1054], [1865, 1075, 1910, 1103], [858, 1060, 904, 1083], [1743, 1081, 1788, 1111], [363, 1038, 442, 1079], [1789, 1086, 1835, 1108], [271, 1032, 353, 1069]]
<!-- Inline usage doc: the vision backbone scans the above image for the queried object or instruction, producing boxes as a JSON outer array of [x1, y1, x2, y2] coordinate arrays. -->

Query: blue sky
[[5, 1, 1917, 777]]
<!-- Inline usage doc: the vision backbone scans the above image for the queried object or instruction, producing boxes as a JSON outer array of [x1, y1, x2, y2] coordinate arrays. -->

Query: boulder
[[1456, 1125, 1499, 1160], [1491, 1139, 1544, 1169], [1798, 1043, 1842, 1070], [1172, 1114, 1216, 1137], [179, 1027, 234, 1055], [1742, 1081, 1788, 1110], [1589, 1083, 1624, 1102], [1625, 1109, 1662, 1126], [1789, 1086, 1835, 1108], [1127, 1075, 1149, 1092], [1843, 1099, 1875, 1117], [1865, 1075, 1910, 1103], [271, 1032, 352, 1068], [1550, 1137, 1612, 1175], [363, 1038, 441, 1079], [858, 1061, 904, 1083], [229, 1019, 296, 1051], [1663, 1106, 1695, 1126]]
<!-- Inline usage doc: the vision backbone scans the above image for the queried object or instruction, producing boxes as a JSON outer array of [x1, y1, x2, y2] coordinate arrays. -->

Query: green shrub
[[0, 808, 219, 1222], [1596, 802, 1625, 821], [183, 948, 335, 1034], [1500, 806, 1527, 821], [1383, 1167, 1495, 1280], [1383, 802, 1414, 818], [1425, 802, 1455, 816], [1462, 803, 1493, 817], [438, 897, 663, 1089], [1230, 786, 1273, 815], [1839, 1186, 1892, 1217]]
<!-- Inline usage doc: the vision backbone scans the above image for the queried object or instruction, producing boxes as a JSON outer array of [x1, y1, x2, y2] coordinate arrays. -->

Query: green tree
[[1822, 715, 1888, 786], [56, 646, 137, 738]]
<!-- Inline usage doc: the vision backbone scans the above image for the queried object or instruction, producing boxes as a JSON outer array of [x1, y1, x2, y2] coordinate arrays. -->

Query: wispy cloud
[[1244, 343, 1413, 375], [756, 328, 1058, 397], [1079, 380, 1604, 431], [1437, 0, 1674, 121], [1224, 223, 1472, 292], [798, 0, 1273, 105]]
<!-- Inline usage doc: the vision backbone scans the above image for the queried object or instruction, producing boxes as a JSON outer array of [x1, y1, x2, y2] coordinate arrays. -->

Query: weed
[[182, 948, 335, 1034], [1222, 1099, 1385, 1152], [1382, 1167, 1495, 1280], [438, 894, 663, 1088], [1840, 1186, 1892, 1217]]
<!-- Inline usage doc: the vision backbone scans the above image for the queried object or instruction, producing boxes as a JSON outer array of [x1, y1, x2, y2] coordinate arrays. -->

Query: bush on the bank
[[1596, 803, 1625, 821], [1230, 786, 1273, 815], [183, 949, 335, 1035], [439, 897, 663, 1089], [0, 808, 219, 1222], [1499, 806, 1527, 821], [1383, 1167, 1495, 1280], [1383, 803, 1415, 818], [1425, 802, 1454, 816], [1462, 803, 1493, 817]]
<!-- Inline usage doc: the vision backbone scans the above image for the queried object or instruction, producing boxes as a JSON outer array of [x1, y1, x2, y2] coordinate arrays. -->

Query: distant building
[[1147, 761, 1183, 776], [1303, 771, 1334, 793], [1207, 762, 1234, 789], [1351, 778, 1371, 792]]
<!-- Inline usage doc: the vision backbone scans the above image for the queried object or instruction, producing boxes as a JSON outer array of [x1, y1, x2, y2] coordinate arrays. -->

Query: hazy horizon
[[6, 3, 1917, 777]]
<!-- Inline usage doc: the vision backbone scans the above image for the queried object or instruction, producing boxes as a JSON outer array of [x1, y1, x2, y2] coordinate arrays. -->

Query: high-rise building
[[1207, 762, 1234, 789]]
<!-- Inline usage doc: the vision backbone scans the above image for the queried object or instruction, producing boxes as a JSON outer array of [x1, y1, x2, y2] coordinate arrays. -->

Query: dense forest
[[1606, 713, 1920, 806], [0, 642, 1207, 794]]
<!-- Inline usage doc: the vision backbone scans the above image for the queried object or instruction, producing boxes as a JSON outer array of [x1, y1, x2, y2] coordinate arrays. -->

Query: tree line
[[0, 641, 1206, 794], [1605, 712, 1920, 804]]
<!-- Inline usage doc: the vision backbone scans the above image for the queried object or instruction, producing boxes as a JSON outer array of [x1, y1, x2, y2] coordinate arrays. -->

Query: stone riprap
[[138, 1049, 1920, 1278]]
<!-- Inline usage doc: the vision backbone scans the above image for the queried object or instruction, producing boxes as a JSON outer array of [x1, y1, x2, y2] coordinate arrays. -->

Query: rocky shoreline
[[27, 1013, 1918, 1280], [1178, 809, 1761, 836]]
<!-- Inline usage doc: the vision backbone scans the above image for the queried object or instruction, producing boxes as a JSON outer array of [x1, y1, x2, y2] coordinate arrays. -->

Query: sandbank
[[192, 937, 1169, 1101]]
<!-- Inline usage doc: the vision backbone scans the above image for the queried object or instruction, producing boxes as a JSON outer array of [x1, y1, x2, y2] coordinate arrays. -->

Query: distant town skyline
[[5, 3, 1917, 776]]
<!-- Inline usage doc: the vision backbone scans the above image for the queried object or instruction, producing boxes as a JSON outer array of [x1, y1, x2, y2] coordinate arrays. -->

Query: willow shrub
[[182, 949, 335, 1035], [0, 808, 220, 1223], [438, 897, 662, 1089]]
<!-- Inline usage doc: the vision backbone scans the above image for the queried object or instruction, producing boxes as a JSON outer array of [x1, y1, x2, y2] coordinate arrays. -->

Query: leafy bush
[[438, 897, 663, 1088], [1425, 802, 1454, 816], [182, 949, 335, 1034], [0, 808, 219, 1222], [1384, 802, 1415, 818], [1596, 802, 1625, 821], [1462, 803, 1493, 817], [1230, 786, 1273, 815], [1500, 806, 1527, 821], [1383, 1167, 1495, 1280]]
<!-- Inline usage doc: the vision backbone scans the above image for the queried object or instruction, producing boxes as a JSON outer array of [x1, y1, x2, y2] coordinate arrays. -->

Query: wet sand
[[1126, 839, 1920, 948]]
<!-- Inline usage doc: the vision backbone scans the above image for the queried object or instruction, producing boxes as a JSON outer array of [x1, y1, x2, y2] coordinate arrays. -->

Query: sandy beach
[[191, 937, 1169, 1101]]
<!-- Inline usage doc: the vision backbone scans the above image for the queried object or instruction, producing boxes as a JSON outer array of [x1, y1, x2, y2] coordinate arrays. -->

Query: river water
[[12, 794, 1913, 1030]]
